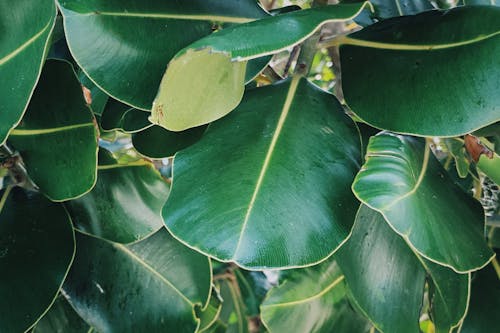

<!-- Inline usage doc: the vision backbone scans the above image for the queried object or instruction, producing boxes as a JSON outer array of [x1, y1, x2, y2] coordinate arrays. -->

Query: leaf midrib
[[72, 11, 255, 24], [232, 76, 301, 259], [114, 243, 194, 306], [338, 30, 500, 51], [9, 123, 94, 136], [0, 20, 52, 66], [261, 275, 345, 309]]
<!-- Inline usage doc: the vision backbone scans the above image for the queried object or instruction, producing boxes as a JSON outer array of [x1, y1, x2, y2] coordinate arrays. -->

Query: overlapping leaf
[[132, 125, 208, 159], [340, 6, 500, 136], [63, 229, 211, 333], [163, 77, 361, 268], [0, 0, 57, 144], [8, 59, 98, 201], [0, 187, 75, 333], [100, 99, 151, 133], [352, 133, 493, 272], [58, 0, 269, 110], [150, 2, 372, 131], [64, 149, 169, 244], [336, 205, 469, 333], [461, 262, 500, 333], [261, 256, 373, 333]]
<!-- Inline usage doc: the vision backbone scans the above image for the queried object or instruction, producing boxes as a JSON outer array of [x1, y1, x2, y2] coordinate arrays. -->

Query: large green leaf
[[0, 0, 57, 144], [340, 6, 500, 137], [261, 256, 373, 333], [34, 296, 94, 333], [163, 77, 361, 269], [8, 59, 98, 201], [150, 2, 372, 131], [336, 205, 426, 333], [352, 133, 493, 272], [0, 187, 75, 333], [64, 149, 169, 244], [461, 263, 500, 333], [63, 229, 212, 333], [58, 0, 269, 110]]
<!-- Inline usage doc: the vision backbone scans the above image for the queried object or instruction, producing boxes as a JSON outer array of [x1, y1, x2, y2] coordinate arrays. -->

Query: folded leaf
[[352, 133, 494, 272], [150, 2, 372, 131], [58, 0, 269, 110]]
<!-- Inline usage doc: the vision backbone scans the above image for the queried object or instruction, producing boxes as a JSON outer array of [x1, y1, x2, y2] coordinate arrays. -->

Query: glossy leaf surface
[[261, 256, 373, 333], [341, 6, 500, 136], [0, 187, 75, 333], [34, 296, 93, 333], [336, 205, 426, 333], [352, 134, 493, 272], [150, 2, 372, 131], [63, 229, 211, 333], [163, 77, 361, 268], [8, 60, 98, 201], [58, 0, 268, 110], [0, 0, 56, 144], [65, 150, 169, 244]]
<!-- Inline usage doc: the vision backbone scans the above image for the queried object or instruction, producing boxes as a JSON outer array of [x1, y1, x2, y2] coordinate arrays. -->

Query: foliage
[[1, 0, 499, 332]]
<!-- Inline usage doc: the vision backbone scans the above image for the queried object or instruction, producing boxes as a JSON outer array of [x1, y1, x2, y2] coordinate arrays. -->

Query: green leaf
[[444, 138, 470, 178], [336, 205, 426, 333], [57, 0, 269, 110], [234, 269, 271, 317], [340, 6, 500, 137], [0, 187, 75, 333], [0, 0, 57, 144], [150, 2, 372, 131], [352, 133, 494, 272], [64, 149, 170, 244], [163, 77, 362, 269], [63, 229, 212, 333], [477, 152, 500, 186], [79, 70, 109, 116], [8, 59, 98, 201], [217, 279, 249, 333], [100, 99, 152, 133], [33, 296, 93, 333], [132, 125, 208, 159], [197, 288, 223, 333], [461, 262, 500, 333], [424, 259, 470, 333], [261, 256, 373, 333]]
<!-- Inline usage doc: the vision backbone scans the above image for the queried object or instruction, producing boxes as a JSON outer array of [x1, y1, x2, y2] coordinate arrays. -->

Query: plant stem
[[294, 0, 328, 76]]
